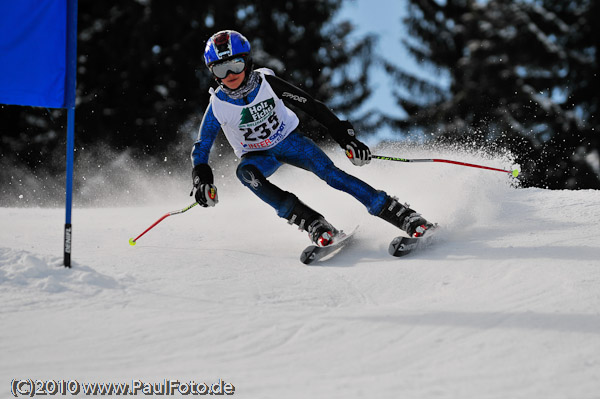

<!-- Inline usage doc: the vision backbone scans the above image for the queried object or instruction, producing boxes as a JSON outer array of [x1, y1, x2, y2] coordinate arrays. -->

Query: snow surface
[[2, 146, 600, 398]]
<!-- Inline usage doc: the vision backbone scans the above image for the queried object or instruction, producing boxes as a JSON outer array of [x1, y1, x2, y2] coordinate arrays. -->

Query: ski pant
[[235, 131, 388, 219]]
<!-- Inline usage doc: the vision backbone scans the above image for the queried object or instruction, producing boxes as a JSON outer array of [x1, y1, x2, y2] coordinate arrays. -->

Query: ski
[[300, 226, 358, 265], [388, 224, 439, 257]]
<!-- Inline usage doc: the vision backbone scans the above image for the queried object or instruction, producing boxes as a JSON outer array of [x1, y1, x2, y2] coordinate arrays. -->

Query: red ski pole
[[129, 202, 199, 246], [372, 155, 520, 177]]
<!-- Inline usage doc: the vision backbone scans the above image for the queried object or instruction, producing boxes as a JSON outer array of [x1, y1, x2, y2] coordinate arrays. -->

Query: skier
[[191, 30, 434, 247]]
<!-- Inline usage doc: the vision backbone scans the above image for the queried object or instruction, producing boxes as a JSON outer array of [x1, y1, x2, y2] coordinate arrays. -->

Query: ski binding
[[389, 224, 439, 257], [300, 226, 358, 265]]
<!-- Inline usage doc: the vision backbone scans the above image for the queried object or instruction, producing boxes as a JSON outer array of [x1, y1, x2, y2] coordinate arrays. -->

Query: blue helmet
[[204, 30, 251, 67]]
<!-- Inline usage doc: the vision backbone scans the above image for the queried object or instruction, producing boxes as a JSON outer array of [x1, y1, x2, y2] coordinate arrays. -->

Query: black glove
[[191, 164, 218, 207], [336, 121, 371, 166]]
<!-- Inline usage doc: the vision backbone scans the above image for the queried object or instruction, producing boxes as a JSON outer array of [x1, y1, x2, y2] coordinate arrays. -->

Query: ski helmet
[[204, 30, 251, 67]]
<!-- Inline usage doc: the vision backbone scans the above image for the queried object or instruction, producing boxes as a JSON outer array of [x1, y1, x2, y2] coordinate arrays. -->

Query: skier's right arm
[[190, 104, 219, 207]]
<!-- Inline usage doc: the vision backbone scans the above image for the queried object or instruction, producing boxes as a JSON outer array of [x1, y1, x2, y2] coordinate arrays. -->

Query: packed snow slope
[[2, 146, 600, 399]]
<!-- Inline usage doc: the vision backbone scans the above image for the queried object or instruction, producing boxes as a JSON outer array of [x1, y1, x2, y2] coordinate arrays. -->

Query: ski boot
[[378, 196, 434, 237], [287, 200, 338, 247]]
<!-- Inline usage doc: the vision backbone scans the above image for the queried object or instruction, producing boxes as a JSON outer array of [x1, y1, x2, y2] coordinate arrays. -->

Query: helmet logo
[[213, 32, 232, 58]]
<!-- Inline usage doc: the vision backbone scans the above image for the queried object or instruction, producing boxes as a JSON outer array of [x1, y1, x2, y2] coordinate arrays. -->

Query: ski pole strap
[[372, 155, 519, 177]]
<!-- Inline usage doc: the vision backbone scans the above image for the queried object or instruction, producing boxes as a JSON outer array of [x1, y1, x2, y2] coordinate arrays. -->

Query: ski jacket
[[191, 68, 348, 167]]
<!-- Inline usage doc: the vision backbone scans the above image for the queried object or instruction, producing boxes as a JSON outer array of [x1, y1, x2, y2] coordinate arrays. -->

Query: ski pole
[[372, 155, 520, 177], [129, 202, 199, 246]]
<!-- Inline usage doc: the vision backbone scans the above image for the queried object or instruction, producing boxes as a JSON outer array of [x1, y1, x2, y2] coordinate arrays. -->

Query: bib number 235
[[242, 113, 279, 142]]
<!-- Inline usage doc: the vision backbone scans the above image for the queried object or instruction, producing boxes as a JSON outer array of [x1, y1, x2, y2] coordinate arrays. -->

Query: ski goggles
[[210, 57, 246, 79]]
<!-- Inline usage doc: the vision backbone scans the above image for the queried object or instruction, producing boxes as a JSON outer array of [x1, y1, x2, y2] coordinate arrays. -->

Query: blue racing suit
[[191, 71, 388, 220]]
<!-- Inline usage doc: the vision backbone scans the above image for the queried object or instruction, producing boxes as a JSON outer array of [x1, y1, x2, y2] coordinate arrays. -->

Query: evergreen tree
[[384, 0, 599, 188]]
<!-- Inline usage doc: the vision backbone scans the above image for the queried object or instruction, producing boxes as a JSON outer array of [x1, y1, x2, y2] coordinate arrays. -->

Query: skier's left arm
[[265, 74, 371, 166]]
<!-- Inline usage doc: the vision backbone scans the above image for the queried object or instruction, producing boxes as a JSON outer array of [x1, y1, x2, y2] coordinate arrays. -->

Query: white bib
[[209, 68, 299, 157]]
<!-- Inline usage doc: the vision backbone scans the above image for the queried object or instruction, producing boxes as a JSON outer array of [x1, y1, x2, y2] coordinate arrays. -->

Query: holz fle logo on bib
[[239, 98, 275, 128]]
